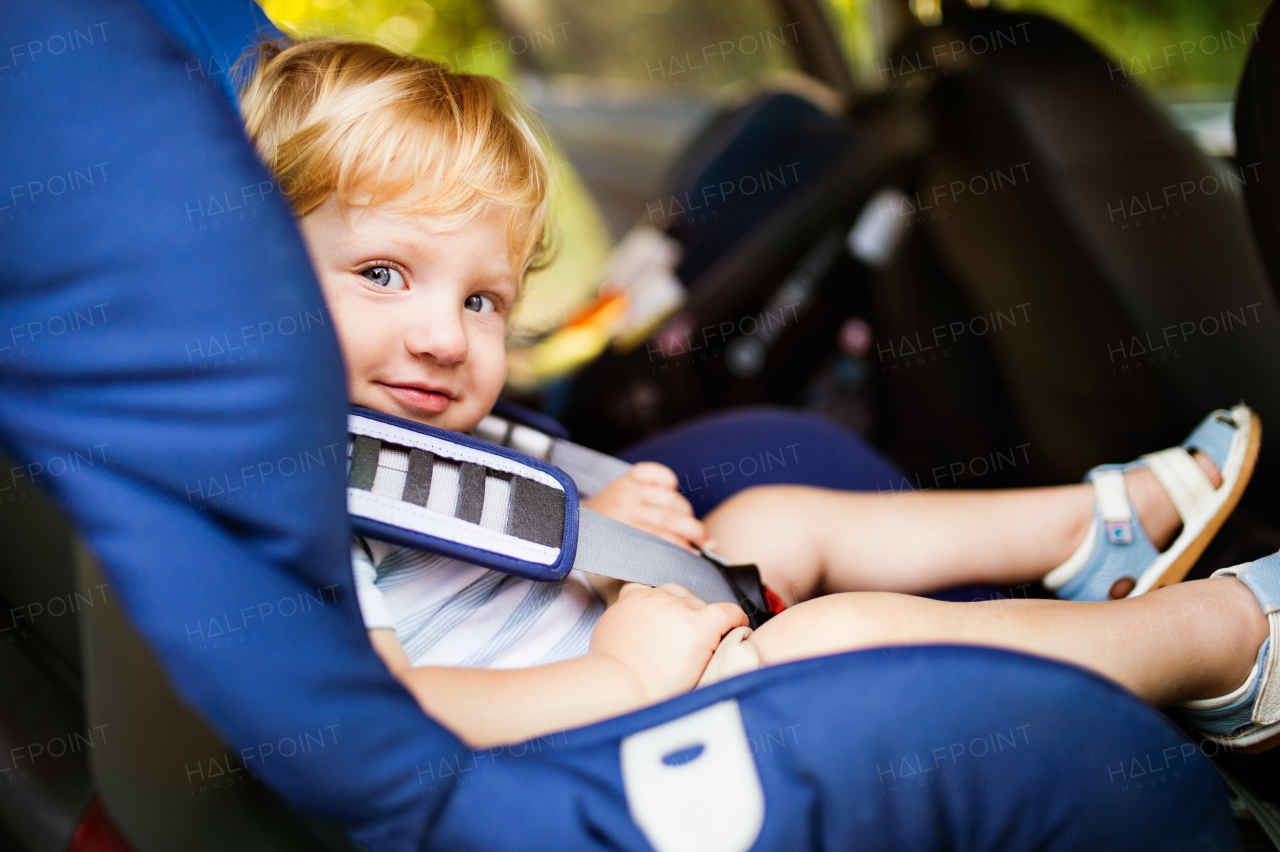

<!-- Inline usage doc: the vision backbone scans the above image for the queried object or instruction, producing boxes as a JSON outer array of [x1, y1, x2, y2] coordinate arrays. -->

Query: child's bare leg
[[745, 576, 1265, 706], [706, 455, 1221, 602]]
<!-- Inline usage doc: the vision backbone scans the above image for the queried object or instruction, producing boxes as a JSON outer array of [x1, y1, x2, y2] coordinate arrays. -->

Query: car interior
[[5, 0, 1280, 848]]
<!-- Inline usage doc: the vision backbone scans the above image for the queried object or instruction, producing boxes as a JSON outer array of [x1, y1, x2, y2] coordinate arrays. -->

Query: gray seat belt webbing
[[550, 440, 633, 498], [473, 414, 633, 498], [574, 508, 738, 605]]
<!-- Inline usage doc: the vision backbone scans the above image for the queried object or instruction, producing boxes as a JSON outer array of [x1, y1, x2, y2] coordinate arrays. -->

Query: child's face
[[301, 198, 518, 433]]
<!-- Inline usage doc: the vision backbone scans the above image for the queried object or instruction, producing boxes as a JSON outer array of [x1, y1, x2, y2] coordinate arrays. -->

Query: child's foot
[[1178, 554, 1280, 752], [1044, 404, 1261, 601]]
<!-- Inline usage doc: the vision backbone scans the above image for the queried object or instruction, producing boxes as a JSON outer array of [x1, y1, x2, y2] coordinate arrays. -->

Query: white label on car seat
[[620, 700, 765, 852]]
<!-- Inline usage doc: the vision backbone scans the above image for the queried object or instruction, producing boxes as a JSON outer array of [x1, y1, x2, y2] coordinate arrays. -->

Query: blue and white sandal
[[1044, 404, 1261, 601], [1178, 553, 1280, 752]]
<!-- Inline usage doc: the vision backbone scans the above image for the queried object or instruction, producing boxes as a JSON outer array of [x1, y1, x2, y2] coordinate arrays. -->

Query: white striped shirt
[[352, 537, 604, 669]]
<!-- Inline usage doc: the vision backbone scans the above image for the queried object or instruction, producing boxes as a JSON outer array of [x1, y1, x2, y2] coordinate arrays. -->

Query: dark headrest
[[1236, 1, 1280, 296]]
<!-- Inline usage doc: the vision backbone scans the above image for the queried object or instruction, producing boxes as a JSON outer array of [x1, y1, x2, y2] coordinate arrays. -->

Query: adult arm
[[0, 3, 451, 850]]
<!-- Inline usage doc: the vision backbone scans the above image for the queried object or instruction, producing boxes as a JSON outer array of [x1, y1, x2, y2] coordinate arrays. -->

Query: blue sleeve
[[130, 0, 282, 105], [0, 2, 454, 849]]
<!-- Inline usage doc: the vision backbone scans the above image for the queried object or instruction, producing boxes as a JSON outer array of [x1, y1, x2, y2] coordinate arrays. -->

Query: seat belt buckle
[[763, 586, 787, 615], [707, 559, 776, 630]]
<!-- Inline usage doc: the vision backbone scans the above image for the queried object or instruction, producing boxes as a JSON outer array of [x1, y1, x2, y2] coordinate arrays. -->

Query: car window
[[996, 0, 1272, 156], [489, 0, 804, 93]]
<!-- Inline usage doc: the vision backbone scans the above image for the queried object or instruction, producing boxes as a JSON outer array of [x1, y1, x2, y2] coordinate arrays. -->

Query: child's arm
[[582, 462, 713, 552], [368, 627, 413, 674], [390, 583, 747, 747]]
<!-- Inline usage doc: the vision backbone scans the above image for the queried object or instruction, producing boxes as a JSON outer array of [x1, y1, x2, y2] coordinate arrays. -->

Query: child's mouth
[[380, 382, 452, 415]]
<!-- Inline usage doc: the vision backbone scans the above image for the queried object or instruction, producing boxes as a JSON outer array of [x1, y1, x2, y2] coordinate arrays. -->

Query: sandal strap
[[1260, 611, 1280, 727], [1183, 409, 1242, 473], [1091, 469, 1132, 523], [1214, 555, 1280, 726], [1141, 446, 1216, 523], [1044, 467, 1158, 597]]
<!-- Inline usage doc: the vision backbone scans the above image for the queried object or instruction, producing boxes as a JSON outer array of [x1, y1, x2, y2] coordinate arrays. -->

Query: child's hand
[[589, 582, 747, 702], [582, 462, 714, 552]]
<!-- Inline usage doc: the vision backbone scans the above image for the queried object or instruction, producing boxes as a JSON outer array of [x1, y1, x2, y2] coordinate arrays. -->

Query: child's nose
[[405, 308, 467, 365]]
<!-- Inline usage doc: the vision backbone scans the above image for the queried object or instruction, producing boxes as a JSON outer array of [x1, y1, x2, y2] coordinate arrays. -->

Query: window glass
[[823, 0, 890, 89], [993, 0, 1269, 155], [995, 0, 1269, 94], [262, 0, 513, 75], [490, 0, 803, 93]]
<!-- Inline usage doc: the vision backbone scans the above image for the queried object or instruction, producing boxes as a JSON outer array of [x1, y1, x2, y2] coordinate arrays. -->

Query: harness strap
[[348, 407, 775, 626], [576, 509, 735, 603], [474, 413, 633, 498]]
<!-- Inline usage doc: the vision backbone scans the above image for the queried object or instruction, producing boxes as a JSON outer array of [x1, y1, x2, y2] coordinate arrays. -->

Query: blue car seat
[[0, 1, 1244, 850]]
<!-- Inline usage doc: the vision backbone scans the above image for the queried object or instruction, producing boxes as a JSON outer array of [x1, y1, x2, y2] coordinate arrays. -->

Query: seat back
[[874, 8, 1280, 490], [1236, 0, 1280, 300], [0, 461, 91, 852], [0, 460, 358, 851], [76, 549, 361, 852], [0, 455, 82, 687]]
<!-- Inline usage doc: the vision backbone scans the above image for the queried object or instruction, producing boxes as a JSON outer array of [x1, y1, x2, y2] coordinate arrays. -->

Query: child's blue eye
[[464, 294, 496, 313], [360, 266, 406, 291]]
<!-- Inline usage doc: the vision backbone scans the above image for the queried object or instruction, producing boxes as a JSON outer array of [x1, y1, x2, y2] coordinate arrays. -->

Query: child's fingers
[[701, 601, 749, 636], [640, 484, 696, 516], [650, 529, 701, 552], [660, 511, 711, 546], [633, 506, 709, 548], [616, 582, 650, 602], [628, 462, 680, 490]]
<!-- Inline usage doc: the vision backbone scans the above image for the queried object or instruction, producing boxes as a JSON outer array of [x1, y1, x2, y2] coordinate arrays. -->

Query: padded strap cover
[[347, 407, 579, 582]]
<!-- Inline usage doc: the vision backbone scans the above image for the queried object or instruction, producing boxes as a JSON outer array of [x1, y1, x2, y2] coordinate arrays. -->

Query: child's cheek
[[472, 312, 506, 335], [473, 335, 507, 404], [321, 288, 363, 359]]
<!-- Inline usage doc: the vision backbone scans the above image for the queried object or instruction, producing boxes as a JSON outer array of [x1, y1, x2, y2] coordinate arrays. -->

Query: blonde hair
[[240, 40, 554, 275]]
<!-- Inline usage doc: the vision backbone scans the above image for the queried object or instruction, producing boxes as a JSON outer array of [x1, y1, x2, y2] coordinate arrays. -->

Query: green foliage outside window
[[261, 0, 511, 75], [997, 0, 1269, 94]]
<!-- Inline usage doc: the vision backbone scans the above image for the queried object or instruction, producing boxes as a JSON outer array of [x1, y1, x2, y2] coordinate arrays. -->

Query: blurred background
[[259, 0, 1268, 384], [254, 0, 1280, 507]]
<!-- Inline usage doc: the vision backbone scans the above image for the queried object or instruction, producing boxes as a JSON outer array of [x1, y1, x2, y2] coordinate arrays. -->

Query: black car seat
[[0, 468, 359, 851], [1218, 0, 1280, 809], [0, 460, 92, 852], [873, 7, 1280, 497], [1237, 0, 1280, 301]]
